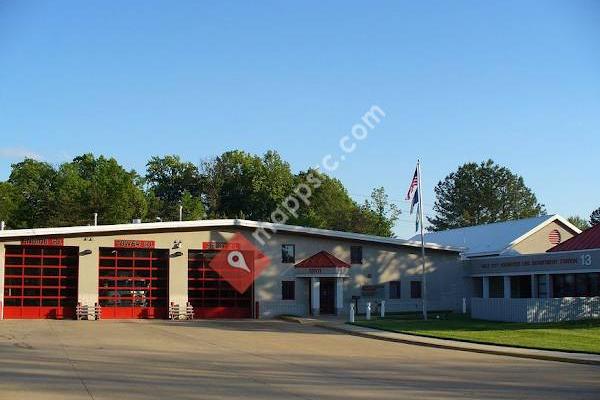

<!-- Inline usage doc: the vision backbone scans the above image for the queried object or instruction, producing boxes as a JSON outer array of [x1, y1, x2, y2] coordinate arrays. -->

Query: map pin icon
[[227, 251, 250, 273]]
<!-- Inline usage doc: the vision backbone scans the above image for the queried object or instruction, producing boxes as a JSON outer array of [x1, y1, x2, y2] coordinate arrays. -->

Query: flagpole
[[417, 159, 427, 321]]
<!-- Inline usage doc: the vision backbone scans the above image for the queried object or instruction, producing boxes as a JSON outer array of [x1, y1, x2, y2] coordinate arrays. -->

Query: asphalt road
[[0, 319, 598, 400]]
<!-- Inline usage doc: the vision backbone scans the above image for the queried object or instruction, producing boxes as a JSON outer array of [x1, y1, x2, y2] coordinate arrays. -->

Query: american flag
[[406, 167, 418, 200]]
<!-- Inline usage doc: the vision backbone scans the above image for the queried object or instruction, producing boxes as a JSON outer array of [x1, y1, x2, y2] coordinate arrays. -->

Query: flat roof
[[0, 219, 462, 252]]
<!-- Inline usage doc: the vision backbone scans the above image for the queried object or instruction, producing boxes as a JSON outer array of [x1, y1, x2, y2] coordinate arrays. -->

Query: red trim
[[193, 307, 251, 319], [3, 306, 75, 319], [100, 307, 168, 319]]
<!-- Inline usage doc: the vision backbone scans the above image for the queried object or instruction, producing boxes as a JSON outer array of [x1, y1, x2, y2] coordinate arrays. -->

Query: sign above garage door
[[21, 238, 64, 246], [114, 239, 155, 249]]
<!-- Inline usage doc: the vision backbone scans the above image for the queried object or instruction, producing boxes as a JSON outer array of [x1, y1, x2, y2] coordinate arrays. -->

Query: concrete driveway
[[0, 319, 598, 400]]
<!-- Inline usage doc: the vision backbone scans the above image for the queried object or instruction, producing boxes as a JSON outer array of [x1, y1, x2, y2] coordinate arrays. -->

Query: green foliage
[[428, 160, 545, 231], [68, 154, 147, 225], [0, 181, 17, 228], [361, 187, 401, 237], [145, 155, 203, 221], [8, 159, 57, 228], [200, 150, 295, 220], [568, 216, 590, 231], [290, 172, 399, 237], [590, 208, 600, 226], [4, 155, 146, 228], [355, 315, 600, 354], [181, 190, 205, 220], [290, 170, 354, 231], [0, 150, 398, 236]]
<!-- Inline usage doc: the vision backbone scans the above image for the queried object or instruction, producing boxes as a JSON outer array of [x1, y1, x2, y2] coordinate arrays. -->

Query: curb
[[280, 317, 600, 366], [279, 315, 323, 325]]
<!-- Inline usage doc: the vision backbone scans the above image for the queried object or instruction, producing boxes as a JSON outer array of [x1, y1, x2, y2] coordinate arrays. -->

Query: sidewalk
[[280, 315, 600, 366]]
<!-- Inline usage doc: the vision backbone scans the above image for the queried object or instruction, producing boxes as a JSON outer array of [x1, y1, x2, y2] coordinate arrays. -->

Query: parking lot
[[0, 319, 598, 400]]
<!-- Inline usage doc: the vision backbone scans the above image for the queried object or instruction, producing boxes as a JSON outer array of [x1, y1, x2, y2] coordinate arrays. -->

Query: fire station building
[[0, 219, 463, 320], [417, 215, 600, 322], [2, 215, 597, 322]]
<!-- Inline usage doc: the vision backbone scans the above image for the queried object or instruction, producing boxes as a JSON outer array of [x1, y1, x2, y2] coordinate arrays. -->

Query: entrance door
[[98, 248, 169, 318], [319, 278, 336, 315]]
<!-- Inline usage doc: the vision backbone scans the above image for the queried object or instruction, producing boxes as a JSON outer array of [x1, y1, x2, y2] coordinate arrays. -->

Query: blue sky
[[0, 1, 598, 238]]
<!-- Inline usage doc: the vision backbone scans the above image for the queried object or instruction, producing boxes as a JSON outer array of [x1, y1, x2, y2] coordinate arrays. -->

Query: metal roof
[[548, 223, 600, 252], [411, 214, 580, 257], [0, 219, 462, 252]]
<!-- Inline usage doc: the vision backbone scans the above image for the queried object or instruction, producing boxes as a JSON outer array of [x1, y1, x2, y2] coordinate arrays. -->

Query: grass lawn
[[353, 314, 600, 354]]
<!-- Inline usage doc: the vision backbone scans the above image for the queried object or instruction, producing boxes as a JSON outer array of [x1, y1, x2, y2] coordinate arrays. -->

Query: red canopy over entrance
[[295, 251, 351, 269]]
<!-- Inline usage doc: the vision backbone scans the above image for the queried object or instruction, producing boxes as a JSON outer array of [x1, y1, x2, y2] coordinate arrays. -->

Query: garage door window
[[98, 248, 169, 318], [3, 245, 78, 318]]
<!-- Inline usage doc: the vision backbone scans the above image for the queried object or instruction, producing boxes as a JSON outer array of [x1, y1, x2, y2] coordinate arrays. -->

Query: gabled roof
[[295, 251, 351, 269], [548, 224, 600, 252], [411, 215, 580, 258], [0, 219, 462, 252]]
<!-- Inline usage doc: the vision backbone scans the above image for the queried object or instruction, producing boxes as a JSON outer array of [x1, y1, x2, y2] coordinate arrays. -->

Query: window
[[552, 273, 600, 298], [282, 281, 295, 300], [510, 275, 532, 298], [410, 281, 422, 299], [281, 244, 295, 263], [389, 281, 401, 299], [350, 246, 363, 264], [488, 276, 504, 298], [472, 277, 483, 298]]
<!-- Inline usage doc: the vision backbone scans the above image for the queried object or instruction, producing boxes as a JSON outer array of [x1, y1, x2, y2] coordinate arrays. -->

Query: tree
[[51, 162, 90, 226], [53, 154, 147, 226], [591, 208, 600, 226], [145, 155, 203, 221], [201, 150, 294, 220], [290, 172, 399, 237], [428, 160, 545, 231], [0, 181, 17, 228], [359, 187, 401, 237], [8, 158, 57, 228], [0, 150, 399, 235], [290, 170, 358, 231], [181, 190, 205, 220], [567, 216, 590, 231]]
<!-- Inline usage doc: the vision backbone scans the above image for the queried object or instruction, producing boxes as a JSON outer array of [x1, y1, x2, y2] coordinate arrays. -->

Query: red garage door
[[188, 250, 252, 318], [3, 245, 78, 319], [98, 248, 169, 319]]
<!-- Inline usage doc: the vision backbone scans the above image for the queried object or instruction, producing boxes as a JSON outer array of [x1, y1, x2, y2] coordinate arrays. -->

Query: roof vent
[[132, 218, 142, 224], [549, 229, 561, 245]]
